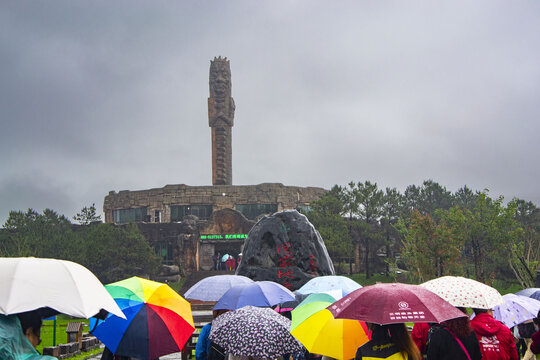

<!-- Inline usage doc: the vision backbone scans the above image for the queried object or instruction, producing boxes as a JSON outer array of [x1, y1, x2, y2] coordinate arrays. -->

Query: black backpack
[[518, 322, 536, 338], [207, 341, 226, 360]]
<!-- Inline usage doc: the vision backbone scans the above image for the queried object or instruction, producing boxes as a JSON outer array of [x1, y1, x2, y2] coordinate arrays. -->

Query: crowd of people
[[2, 284, 540, 360], [194, 307, 540, 360], [213, 253, 242, 271]]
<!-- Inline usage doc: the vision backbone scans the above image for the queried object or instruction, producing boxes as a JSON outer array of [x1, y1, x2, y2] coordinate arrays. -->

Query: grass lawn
[[37, 315, 95, 355]]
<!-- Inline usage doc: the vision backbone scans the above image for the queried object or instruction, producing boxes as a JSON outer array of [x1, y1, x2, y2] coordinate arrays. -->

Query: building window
[[154, 210, 161, 223], [112, 207, 148, 224], [154, 241, 173, 265], [170, 205, 213, 222], [235, 204, 278, 220], [297, 204, 312, 213]]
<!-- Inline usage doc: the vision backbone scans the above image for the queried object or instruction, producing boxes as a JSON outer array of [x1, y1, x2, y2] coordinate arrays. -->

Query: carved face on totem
[[209, 58, 231, 102]]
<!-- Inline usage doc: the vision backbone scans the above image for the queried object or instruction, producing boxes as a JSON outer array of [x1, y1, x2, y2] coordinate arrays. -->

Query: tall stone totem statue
[[209, 56, 235, 185]]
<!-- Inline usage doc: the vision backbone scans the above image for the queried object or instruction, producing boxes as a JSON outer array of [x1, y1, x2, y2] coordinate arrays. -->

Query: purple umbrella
[[493, 294, 540, 328], [213, 281, 295, 310]]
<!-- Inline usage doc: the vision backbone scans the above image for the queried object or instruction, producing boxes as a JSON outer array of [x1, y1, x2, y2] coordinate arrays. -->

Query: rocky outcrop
[[236, 210, 335, 290]]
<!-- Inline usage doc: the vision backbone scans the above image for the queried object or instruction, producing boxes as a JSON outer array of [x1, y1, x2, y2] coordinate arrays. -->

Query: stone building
[[103, 57, 327, 273]]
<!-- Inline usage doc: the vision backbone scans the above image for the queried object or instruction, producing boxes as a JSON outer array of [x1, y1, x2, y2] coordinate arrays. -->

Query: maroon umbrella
[[328, 283, 466, 325]]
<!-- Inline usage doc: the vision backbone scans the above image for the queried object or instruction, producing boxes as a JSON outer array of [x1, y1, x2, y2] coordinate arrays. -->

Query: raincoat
[[470, 313, 519, 360], [0, 315, 56, 360]]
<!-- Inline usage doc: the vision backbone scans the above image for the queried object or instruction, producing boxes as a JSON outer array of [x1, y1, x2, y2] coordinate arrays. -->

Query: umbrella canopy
[[90, 276, 194, 360], [0, 257, 124, 319], [221, 254, 231, 262], [209, 305, 303, 358], [291, 298, 369, 360], [420, 276, 504, 309], [297, 293, 338, 307], [183, 275, 254, 301], [213, 281, 295, 310], [297, 276, 362, 298], [328, 283, 467, 325], [516, 288, 540, 301], [492, 294, 540, 328]]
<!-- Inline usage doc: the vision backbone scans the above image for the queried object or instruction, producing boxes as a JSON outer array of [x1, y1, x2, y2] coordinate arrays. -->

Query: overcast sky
[[1, 1, 539, 224]]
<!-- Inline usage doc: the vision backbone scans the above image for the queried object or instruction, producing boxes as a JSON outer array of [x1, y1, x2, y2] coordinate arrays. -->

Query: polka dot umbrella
[[420, 276, 504, 309], [209, 305, 303, 359]]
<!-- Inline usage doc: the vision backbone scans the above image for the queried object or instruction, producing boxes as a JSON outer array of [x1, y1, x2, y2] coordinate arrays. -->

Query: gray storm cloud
[[1, 0, 539, 223]]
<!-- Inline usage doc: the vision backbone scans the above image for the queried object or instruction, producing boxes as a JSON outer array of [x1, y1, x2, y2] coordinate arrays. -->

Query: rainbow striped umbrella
[[90, 277, 194, 360]]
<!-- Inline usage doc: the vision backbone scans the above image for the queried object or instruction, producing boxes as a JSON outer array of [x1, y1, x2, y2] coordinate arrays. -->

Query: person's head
[[368, 323, 421, 360], [443, 307, 473, 339], [472, 308, 492, 316], [213, 309, 229, 319], [16, 311, 42, 348]]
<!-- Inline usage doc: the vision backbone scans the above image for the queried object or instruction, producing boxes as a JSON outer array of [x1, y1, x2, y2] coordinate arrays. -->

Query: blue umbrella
[[214, 281, 295, 310], [516, 288, 540, 301], [184, 275, 254, 301], [297, 275, 362, 298]]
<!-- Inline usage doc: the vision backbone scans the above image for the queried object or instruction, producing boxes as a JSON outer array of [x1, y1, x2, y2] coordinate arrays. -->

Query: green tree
[[398, 209, 464, 282], [1, 209, 80, 260], [507, 199, 539, 287], [454, 185, 480, 211], [73, 203, 101, 225], [305, 190, 352, 262], [78, 223, 160, 283], [381, 187, 404, 275], [355, 181, 384, 279], [462, 193, 522, 283]]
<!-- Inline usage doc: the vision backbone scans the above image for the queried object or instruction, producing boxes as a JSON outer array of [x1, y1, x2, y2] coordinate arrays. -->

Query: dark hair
[[444, 317, 473, 339], [370, 323, 421, 360], [534, 310, 540, 325], [16, 311, 42, 336], [472, 308, 488, 315]]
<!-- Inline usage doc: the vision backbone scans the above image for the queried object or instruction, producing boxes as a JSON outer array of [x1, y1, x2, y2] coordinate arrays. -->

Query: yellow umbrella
[[291, 299, 370, 360]]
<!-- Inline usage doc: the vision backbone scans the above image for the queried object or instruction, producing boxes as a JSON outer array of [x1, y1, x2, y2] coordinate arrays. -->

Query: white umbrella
[[0, 257, 125, 319], [297, 275, 362, 298], [420, 276, 503, 309]]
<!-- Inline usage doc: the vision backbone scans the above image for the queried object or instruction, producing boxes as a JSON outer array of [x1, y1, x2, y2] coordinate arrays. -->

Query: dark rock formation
[[236, 210, 335, 290]]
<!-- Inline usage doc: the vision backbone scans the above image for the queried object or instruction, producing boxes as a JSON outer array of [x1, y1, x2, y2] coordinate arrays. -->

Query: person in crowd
[[530, 310, 540, 355], [411, 322, 430, 355], [0, 311, 56, 360], [512, 325, 527, 357], [216, 252, 222, 270], [425, 307, 482, 360], [197, 310, 229, 360], [212, 253, 218, 271], [355, 323, 421, 360], [470, 308, 519, 360], [516, 319, 537, 360]]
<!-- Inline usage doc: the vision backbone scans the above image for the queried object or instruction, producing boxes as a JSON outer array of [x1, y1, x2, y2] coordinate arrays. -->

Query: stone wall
[[103, 183, 327, 224]]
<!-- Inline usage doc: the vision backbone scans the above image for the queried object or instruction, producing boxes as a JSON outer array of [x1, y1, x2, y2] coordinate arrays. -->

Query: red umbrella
[[328, 283, 466, 325]]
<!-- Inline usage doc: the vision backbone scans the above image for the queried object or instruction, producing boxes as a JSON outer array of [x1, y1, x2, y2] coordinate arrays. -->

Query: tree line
[[304, 180, 539, 287], [0, 206, 160, 283]]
